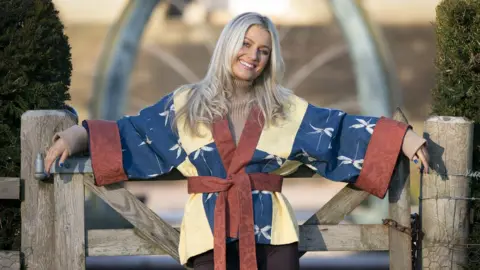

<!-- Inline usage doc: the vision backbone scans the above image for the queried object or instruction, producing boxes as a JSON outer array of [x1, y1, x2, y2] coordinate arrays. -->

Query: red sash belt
[[188, 173, 283, 270]]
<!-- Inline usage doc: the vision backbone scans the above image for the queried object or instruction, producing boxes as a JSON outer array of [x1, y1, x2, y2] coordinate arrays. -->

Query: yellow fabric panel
[[178, 94, 309, 263], [270, 192, 300, 245], [256, 95, 308, 159], [179, 194, 214, 265], [255, 95, 307, 246], [173, 89, 214, 155], [176, 157, 199, 177]]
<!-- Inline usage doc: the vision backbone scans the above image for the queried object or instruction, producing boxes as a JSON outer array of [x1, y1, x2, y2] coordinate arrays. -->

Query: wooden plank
[[83, 174, 181, 262], [49, 157, 315, 181], [388, 108, 412, 270], [302, 185, 370, 225], [0, 177, 20, 200], [21, 110, 77, 270], [87, 225, 388, 256], [421, 116, 473, 270], [87, 228, 166, 256], [54, 173, 85, 269], [299, 184, 370, 258], [0, 251, 20, 270], [299, 224, 388, 252]]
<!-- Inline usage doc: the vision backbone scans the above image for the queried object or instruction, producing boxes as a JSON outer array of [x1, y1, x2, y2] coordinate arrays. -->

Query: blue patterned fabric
[[116, 93, 186, 179], [289, 104, 379, 183], [113, 94, 381, 246]]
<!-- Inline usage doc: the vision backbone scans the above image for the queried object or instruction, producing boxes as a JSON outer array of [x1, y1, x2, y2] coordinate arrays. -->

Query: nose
[[247, 47, 259, 61]]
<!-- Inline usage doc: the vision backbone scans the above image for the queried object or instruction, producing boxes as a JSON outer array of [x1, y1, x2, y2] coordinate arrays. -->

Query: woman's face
[[232, 25, 272, 82]]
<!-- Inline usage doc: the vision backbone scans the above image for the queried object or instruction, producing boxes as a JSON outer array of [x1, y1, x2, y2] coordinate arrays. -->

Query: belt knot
[[187, 173, 283, 270]]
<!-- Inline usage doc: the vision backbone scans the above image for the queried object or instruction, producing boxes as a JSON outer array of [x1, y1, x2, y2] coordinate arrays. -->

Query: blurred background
[[52, 0, 440, 268]]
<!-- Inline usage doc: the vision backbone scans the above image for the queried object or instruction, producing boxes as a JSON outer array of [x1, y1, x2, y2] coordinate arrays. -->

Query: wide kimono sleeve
[[81, 93, 187, 186], [290, 104, 410, 199]]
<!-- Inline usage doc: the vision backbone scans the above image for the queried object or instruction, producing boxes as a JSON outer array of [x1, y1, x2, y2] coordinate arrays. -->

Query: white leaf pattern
[[254, 225, 272, 240], [264, 154, 283, 166], [252, 190, 272, 216], [201, 146, 214, 152], [138, 135, 152, 146], [349, 118, 375, 134], [308, 123, 335, 151], [252, 190, 272, 196], [337, 155, 364, 170], [295, 148, 317, 162], [169, 140, 183, 159], [205, 192, 218, 202], [159, 104, 175, 126], [193, 149, 201, 160], [262, 154, 284, 172], [193, 145, 215, 175]]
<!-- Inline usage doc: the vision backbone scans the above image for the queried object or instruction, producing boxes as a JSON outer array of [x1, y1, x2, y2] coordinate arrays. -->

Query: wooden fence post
[[421, 116, 473, 269], [389, 108, 412, 270], [20, 110, 77, 270], [54, 172, 85, 268]]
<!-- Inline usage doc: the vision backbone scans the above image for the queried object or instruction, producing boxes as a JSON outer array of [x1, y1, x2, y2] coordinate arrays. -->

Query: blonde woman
[[45, 12, 429, 270]]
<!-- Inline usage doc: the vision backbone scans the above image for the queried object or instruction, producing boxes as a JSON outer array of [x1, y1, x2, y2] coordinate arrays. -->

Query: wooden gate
[[18, 108, 413, 270]]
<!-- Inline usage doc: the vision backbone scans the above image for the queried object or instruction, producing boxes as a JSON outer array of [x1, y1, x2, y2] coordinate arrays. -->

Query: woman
[[45, 12, 429, 270]]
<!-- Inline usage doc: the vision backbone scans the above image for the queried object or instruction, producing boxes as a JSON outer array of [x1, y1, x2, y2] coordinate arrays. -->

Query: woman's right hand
[[44, 138, 70, 175]]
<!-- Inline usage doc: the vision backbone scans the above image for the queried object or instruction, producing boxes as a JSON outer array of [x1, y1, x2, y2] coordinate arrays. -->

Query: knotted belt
[[186, 105, 283, 269], [188, 173, 283, 270]]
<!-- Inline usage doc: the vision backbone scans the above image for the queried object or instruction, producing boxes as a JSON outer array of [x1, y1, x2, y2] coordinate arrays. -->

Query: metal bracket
[[34, 152, 93, 181]]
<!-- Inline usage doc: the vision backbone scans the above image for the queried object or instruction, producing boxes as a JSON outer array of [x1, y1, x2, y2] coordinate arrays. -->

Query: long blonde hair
[[172, 12, 293, 137]]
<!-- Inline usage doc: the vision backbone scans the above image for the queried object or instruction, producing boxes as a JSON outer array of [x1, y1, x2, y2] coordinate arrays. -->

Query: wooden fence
[[0, 109, 472, 270], [0, 177, 21, 270]]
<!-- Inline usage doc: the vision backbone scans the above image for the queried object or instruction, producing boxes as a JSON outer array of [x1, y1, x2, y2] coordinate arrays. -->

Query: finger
[[44, 147, 60, 175], [59, 150, 69, 166], [417, 150, 429, 173], [44, 151, 54, 175], [421, 146, 430, 161]]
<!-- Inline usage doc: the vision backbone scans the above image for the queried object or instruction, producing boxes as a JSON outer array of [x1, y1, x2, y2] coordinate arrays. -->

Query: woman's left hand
[[412, 144, 430, 173]]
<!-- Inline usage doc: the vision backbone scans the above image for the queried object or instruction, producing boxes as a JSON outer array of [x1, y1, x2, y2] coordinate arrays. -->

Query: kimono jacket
[[82, 89, 410, 270]]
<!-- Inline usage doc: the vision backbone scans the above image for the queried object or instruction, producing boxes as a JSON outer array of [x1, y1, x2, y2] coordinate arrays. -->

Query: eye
[[261, 50, 270, 56], [243, 42, 250, 47]]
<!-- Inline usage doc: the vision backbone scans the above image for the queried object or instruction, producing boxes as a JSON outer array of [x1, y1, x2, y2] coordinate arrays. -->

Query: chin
[[237, 74, 253, 81], [232, 70, 253, 81]]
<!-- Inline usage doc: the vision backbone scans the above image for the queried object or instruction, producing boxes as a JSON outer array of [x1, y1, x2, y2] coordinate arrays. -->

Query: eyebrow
[[244, 37, 271, 51]]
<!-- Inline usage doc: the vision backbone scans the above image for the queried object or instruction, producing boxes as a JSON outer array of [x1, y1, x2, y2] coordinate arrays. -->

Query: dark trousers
[[191, 242, 300, 270]]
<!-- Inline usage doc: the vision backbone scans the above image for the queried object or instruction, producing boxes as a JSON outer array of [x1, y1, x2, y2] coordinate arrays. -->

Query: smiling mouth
[[240, 60, 256, 70]]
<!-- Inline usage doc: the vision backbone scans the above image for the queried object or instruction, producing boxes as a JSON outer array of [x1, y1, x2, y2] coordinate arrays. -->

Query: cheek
[[257, 55, 270, 72], [236, 48, 247, 59]]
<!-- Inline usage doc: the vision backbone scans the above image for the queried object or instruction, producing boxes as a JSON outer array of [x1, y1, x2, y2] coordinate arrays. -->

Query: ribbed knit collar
[[227, 78, 255, 144], [230, 78, 254, 101]]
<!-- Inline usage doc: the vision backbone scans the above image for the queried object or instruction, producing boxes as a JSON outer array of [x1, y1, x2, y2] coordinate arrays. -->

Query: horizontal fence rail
[[0, 177, 21, 270], [0, 177, 20, 200], [87, 225, 389, 257]]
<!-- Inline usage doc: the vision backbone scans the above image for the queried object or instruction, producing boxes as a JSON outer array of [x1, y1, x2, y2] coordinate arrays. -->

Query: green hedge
[[0, 0, 72, 250], [433, 0, 480, 268]]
